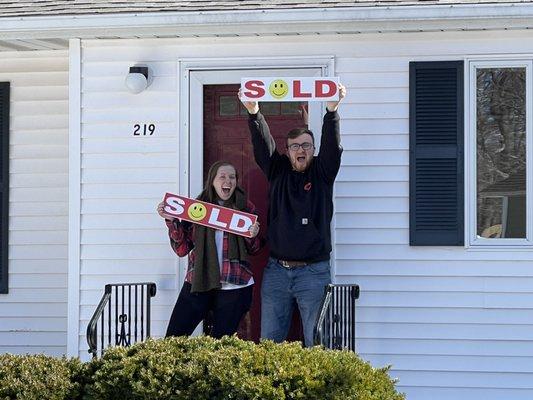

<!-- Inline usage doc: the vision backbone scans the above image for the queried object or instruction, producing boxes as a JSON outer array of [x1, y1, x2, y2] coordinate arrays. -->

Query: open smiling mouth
[[297, 156, 306, 163], [222, 187, 231, 195]]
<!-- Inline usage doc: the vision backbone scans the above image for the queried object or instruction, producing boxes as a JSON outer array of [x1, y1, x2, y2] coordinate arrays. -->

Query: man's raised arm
[[240, 92, 278, 177], [318, 84, 346, 182]]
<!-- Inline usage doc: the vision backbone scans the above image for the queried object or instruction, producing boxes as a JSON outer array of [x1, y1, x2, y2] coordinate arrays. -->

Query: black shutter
[[0, 83, 9, 293], [409, 61, 464, 246]]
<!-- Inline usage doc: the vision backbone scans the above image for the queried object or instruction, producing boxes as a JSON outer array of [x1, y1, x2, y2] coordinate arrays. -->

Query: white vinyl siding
[[78, 31, 533, 399], [0, 50, 68, 356], [78, 42, 180, 361]]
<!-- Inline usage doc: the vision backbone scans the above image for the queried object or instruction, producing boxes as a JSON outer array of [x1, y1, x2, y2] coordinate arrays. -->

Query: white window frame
[[467, 59, 533, 247]]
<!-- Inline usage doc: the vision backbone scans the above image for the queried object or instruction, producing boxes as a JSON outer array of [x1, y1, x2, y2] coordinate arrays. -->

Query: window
[[469, 61, 532, 246]]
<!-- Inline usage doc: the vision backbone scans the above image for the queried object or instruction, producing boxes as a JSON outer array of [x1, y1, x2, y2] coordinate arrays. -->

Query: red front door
[[203, 84, 308, 342]]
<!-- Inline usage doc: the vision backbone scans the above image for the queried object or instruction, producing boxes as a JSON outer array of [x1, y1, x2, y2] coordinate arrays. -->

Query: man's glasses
[[287, 142, 314, 151]]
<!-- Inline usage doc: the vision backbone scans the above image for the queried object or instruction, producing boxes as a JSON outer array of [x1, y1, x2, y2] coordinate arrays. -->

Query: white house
[[1, 1, 533, 399]]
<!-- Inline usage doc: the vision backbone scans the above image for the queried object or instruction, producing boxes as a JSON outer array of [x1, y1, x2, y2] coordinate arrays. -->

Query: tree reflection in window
[[477, 68, 526, 238]]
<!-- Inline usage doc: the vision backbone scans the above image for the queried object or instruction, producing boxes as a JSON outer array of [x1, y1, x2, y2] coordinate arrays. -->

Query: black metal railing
[[87, 282, 157, 358], [313, 284, 360, 351]]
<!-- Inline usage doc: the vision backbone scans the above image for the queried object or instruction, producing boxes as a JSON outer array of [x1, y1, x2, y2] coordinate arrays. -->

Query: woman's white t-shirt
[[215, 229, 254, 290]]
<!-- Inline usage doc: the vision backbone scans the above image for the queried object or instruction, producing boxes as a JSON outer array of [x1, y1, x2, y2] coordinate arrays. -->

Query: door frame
[[177, 56, 335, 286]]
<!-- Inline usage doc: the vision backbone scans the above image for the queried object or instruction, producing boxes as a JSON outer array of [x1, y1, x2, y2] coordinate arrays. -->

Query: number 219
[[133, 124, 155, 136]]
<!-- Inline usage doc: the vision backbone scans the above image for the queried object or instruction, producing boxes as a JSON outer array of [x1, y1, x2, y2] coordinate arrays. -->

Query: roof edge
[[2, 3, 533, 39]]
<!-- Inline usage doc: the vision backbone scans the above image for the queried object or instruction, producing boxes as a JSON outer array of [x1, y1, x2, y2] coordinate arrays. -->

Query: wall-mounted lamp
[[125, 66, 151, 94]]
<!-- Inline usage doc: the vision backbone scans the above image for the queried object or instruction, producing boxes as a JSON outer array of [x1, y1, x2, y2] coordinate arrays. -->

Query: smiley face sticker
[[269, 79, 289, 99], [187, 203, 207, 221]]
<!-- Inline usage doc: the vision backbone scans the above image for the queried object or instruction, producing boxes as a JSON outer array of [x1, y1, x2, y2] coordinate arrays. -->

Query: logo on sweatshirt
[[304, 182, 312, 191]]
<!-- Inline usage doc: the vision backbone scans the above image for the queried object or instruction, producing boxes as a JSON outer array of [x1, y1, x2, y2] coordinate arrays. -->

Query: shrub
[[0, 353, 85, 400], [0, 337, 405, 400], [84, 336, 405, 400]]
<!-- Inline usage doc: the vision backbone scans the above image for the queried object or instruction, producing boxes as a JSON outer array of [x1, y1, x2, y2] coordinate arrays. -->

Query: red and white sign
[[163, 193, 258, 238], [240, 77, 339, 102]]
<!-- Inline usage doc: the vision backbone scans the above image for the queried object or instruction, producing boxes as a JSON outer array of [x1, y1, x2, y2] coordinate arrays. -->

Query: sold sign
[[163, 193, 258, 238], [240, 77, 339, 102]]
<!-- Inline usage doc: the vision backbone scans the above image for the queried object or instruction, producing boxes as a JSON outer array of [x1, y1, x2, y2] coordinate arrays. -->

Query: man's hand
[[326, 83, 346, 112], [238, 88, 259, 115]]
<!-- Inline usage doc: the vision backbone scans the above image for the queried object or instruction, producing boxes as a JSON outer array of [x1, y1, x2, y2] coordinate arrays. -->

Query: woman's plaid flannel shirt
[[165, 200, 261, 286]]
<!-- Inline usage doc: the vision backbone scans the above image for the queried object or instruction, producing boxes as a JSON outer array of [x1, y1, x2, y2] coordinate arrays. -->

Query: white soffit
[[0, 38, 69, 51], [2, 4, 533, 50]]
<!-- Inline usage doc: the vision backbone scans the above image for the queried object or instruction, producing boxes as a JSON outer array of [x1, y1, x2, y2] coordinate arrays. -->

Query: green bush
[[0, 353, 85, 400], [0, 337, 404, 400], [84, 336, 405, 400]]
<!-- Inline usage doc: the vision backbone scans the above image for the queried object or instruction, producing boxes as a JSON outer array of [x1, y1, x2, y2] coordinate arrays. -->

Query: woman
[[157, 161, 261, 338]]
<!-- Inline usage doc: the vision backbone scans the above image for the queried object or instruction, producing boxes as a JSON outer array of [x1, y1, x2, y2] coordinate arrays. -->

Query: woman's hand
[[157, 201, 175, 220], [299, 103, 309, 126], [248, 221, 260, 238], [238, 88, 259, 115]]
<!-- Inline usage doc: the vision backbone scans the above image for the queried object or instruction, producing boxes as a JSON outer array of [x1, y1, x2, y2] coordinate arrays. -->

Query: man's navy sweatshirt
[[247, 110, 342, 263]]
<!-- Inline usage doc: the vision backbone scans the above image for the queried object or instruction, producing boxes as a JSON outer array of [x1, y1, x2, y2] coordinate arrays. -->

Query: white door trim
[[178, 56, 336, 284]]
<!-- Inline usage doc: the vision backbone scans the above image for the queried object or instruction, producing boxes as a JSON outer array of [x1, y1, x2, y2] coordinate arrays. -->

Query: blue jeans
[[261, 257, 331, 347]]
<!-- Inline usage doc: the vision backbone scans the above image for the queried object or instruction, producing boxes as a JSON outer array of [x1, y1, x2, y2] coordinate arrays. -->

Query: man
[[240, 83, 346, 347]]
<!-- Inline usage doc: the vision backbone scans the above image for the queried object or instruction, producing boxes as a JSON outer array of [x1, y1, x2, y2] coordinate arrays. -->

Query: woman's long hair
[[197, 161, 240, 206]]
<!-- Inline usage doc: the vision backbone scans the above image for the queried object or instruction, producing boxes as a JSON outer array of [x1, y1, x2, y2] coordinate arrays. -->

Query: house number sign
[[133, 123, 155, 136]]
